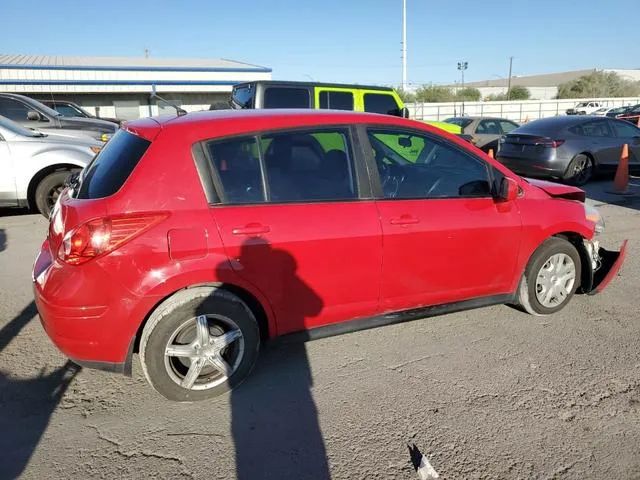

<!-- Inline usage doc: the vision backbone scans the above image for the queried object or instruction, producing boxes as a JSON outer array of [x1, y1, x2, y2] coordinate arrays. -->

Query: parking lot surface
[[1, 181, 639, 480]]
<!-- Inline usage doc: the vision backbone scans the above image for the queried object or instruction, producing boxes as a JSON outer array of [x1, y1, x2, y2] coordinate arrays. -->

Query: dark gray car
[[0, 93, 117, 142], [496, 116, 640, 185]]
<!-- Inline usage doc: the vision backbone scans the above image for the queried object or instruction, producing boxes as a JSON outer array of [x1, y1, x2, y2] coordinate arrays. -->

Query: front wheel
[[139, 287, 260, 402], [564, 154, 593, 186], [517, 237, 582, 316], [34, 170, 77, 217]]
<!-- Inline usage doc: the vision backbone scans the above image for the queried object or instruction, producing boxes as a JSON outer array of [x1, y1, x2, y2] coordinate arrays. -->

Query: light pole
[[457, 61, 468, 115], [507, 56, 514, 100]]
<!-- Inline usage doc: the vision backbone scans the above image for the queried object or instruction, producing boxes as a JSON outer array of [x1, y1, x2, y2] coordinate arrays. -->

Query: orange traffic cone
[[607, 144, 632, 195], [524, 115, 529, 123], [488, 148, 494, 158]]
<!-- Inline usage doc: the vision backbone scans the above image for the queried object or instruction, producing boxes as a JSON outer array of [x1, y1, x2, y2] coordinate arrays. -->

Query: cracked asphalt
[[0, 181, 639, 479]]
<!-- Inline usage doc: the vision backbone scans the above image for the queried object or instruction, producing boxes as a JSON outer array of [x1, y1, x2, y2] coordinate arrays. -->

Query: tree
[[397, 88, 416, 103], [484, 86, 531, 101], [414, 86, 455, 103], [556, 71, 640, 99], [455, 87, 482, 101]]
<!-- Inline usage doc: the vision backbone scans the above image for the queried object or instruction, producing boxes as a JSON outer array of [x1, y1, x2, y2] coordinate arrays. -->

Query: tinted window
[[612, 120, 640, 137], [319, 91, 354, 110], [476, 120, 501, 135], [263, 129, 356, 202], [231, 86, 254, 109], [363, 93, 401, 116], [207, 137, 264, 204], [263, 87, 310, 109], [53, 104, 87, 117], [76, 130, 150, 199], [368, 129, 491, 199], [444, 118, 473, 129], [500, 121, 518, 133], [0, 98, 31, 121], [577, 120, 612, 137]]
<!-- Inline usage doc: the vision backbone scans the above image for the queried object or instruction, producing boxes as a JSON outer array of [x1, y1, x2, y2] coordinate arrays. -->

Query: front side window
[[207, 137, 265, 204], [262, 129, 356, 202], [319, 91, 354, 110], [0, 98, 31, 122], [263, 87, 310, 109], [363, 93, 401, 116], [368, 129, 491, 199]]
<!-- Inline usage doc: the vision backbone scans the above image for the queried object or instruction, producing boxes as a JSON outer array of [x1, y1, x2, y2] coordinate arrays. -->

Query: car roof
[[447, 116, 516, 121], [511, 115, 608, 133], [124, 109, 445, 142], [234, 80, 395, 92]]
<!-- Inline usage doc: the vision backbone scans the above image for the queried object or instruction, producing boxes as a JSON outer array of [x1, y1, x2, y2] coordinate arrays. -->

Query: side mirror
[[27, 110, 42, 121], [398, 136, 412, 148], [497, 177, 519, 202], [401, 107, 410, 119]]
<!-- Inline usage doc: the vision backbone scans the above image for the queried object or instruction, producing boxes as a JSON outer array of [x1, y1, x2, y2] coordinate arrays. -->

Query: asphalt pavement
[[0, 181, 639, 479]]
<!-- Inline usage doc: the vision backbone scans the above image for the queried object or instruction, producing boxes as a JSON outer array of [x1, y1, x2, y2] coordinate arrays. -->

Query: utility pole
[[402, 0, 407, 91], [507, 56, 513, 100]]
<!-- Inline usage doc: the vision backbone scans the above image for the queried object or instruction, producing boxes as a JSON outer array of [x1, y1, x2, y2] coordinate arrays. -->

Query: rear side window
[[231, 86, 254, 109], [263, 87, 310, 108], [319, 91, 354, 110], [76, 130, 150, 199], [363, 93, 401, 116]]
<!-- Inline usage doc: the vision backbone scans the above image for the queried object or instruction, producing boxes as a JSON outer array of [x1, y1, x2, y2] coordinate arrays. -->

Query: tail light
[[58, 213, 168, 265], [535, 139, 565, 148]]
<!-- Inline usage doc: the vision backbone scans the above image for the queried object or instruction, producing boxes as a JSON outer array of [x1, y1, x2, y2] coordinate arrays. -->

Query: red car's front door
[[207, 128, 382, 335], [366, 127, 522, 312]]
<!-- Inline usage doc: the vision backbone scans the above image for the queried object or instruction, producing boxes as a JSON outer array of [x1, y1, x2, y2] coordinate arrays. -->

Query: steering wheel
[[425, 177, 442, 197]]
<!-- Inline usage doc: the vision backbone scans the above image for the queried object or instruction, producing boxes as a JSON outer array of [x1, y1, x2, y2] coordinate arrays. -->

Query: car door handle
[[390, 215, 419, 225], [232, 223, 271, 235]]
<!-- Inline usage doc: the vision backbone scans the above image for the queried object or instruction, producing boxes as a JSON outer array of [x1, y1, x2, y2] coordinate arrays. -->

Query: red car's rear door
[[207, 127, 382, 335]]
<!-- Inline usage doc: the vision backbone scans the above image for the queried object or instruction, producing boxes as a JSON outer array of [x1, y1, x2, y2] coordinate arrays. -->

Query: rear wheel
[[517, 237, 581, 316], [139, 287, 260, 402], [564, 154, 593, 186], [34, 170, 76, 217]]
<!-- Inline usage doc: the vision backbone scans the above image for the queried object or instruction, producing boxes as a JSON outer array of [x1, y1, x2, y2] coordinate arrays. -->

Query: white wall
[[407, 97, 640, 122]]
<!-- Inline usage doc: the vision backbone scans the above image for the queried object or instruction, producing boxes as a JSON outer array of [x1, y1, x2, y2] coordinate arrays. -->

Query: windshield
[[576, 102, 589, 107], [0, 114, 46, 137]]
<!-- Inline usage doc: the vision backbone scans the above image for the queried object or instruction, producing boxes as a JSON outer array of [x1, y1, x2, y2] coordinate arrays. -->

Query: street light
[[457, 61, 468, 115]]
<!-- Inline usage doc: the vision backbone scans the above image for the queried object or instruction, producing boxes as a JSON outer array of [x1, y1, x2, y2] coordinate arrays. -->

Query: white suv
[[0, 115, 102, 217], [566, 101, 603, 115]]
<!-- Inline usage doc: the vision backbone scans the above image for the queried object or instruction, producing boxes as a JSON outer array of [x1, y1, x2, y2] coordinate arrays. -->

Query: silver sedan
[[0, 115, 103, 216]]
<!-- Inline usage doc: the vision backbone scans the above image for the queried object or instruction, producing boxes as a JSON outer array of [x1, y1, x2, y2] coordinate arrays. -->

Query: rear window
[[76, 130, 150, 199], [263, 87, 310, 108]]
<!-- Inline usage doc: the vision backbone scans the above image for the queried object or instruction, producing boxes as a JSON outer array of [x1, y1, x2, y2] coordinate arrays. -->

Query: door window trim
[[356, 124, 496, 201], [196, 124, 373, 207]]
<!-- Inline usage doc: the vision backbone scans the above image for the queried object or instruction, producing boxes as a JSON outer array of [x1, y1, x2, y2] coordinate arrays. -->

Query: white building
[[0, 54, 272, 119], [463, 69, 640, 100]]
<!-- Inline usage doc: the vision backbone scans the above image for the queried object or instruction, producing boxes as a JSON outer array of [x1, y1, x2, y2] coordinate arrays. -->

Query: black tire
[[139, 286, 260, 402], [516, 237, 582, 316], [564, 154, 593, 186], [34, 170, 75, 217]]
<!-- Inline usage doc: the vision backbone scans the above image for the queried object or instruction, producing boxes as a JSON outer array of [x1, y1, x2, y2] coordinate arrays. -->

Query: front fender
[[16, 150, 91, 199]]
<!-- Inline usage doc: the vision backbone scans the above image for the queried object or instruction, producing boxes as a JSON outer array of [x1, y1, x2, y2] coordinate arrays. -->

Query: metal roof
[[0, 54, 271, 72]]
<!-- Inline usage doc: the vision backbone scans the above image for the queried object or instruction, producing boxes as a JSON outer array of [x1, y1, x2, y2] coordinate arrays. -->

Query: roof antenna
[[150, 89, 187, 117]]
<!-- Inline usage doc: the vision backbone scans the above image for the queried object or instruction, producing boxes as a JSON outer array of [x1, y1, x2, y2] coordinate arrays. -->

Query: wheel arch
[[26, 163, 82, 210]]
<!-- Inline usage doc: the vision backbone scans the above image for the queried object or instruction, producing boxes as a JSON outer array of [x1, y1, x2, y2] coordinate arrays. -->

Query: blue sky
[[1, 0, 637, 87]]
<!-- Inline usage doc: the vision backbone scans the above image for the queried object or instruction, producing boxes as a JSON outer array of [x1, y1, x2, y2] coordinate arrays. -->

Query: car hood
[[58, 116, 118, 132], [524, 178, 586, 202]]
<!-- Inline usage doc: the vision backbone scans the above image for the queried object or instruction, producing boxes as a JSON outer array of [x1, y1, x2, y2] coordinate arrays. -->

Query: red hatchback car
[[33, 109, 626, 401]]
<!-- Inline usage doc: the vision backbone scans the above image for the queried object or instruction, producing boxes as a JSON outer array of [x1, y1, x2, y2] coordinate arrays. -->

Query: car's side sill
[[271, 293, 515, 346]]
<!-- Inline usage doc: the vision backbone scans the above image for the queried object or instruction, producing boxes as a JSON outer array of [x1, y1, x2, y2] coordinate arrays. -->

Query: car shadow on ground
[[210, 238, 331, 480], [0, 207, 31, 218], [583, 177, 640, 212], [0, 228, 5, 253], [0, 302, 81, 479]]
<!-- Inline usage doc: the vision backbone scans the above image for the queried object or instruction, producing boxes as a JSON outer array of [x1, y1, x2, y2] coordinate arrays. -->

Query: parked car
[[0, 93, 118, 142], [591, 107, 616, 116], [566, 101, 602, 115], [605, 105, 635, 118], [32, 109, 627, 402], [617, 104, 640, 125], [0, 115, 102, 217], [223, 80, 472, 141], [496, 116, 640, 185], [444, 116, 520, 153], [39, 99, 123, 126]]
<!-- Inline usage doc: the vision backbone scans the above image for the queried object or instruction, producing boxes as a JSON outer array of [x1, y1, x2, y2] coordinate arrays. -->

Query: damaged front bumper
[[581, 239, 628, 295]]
